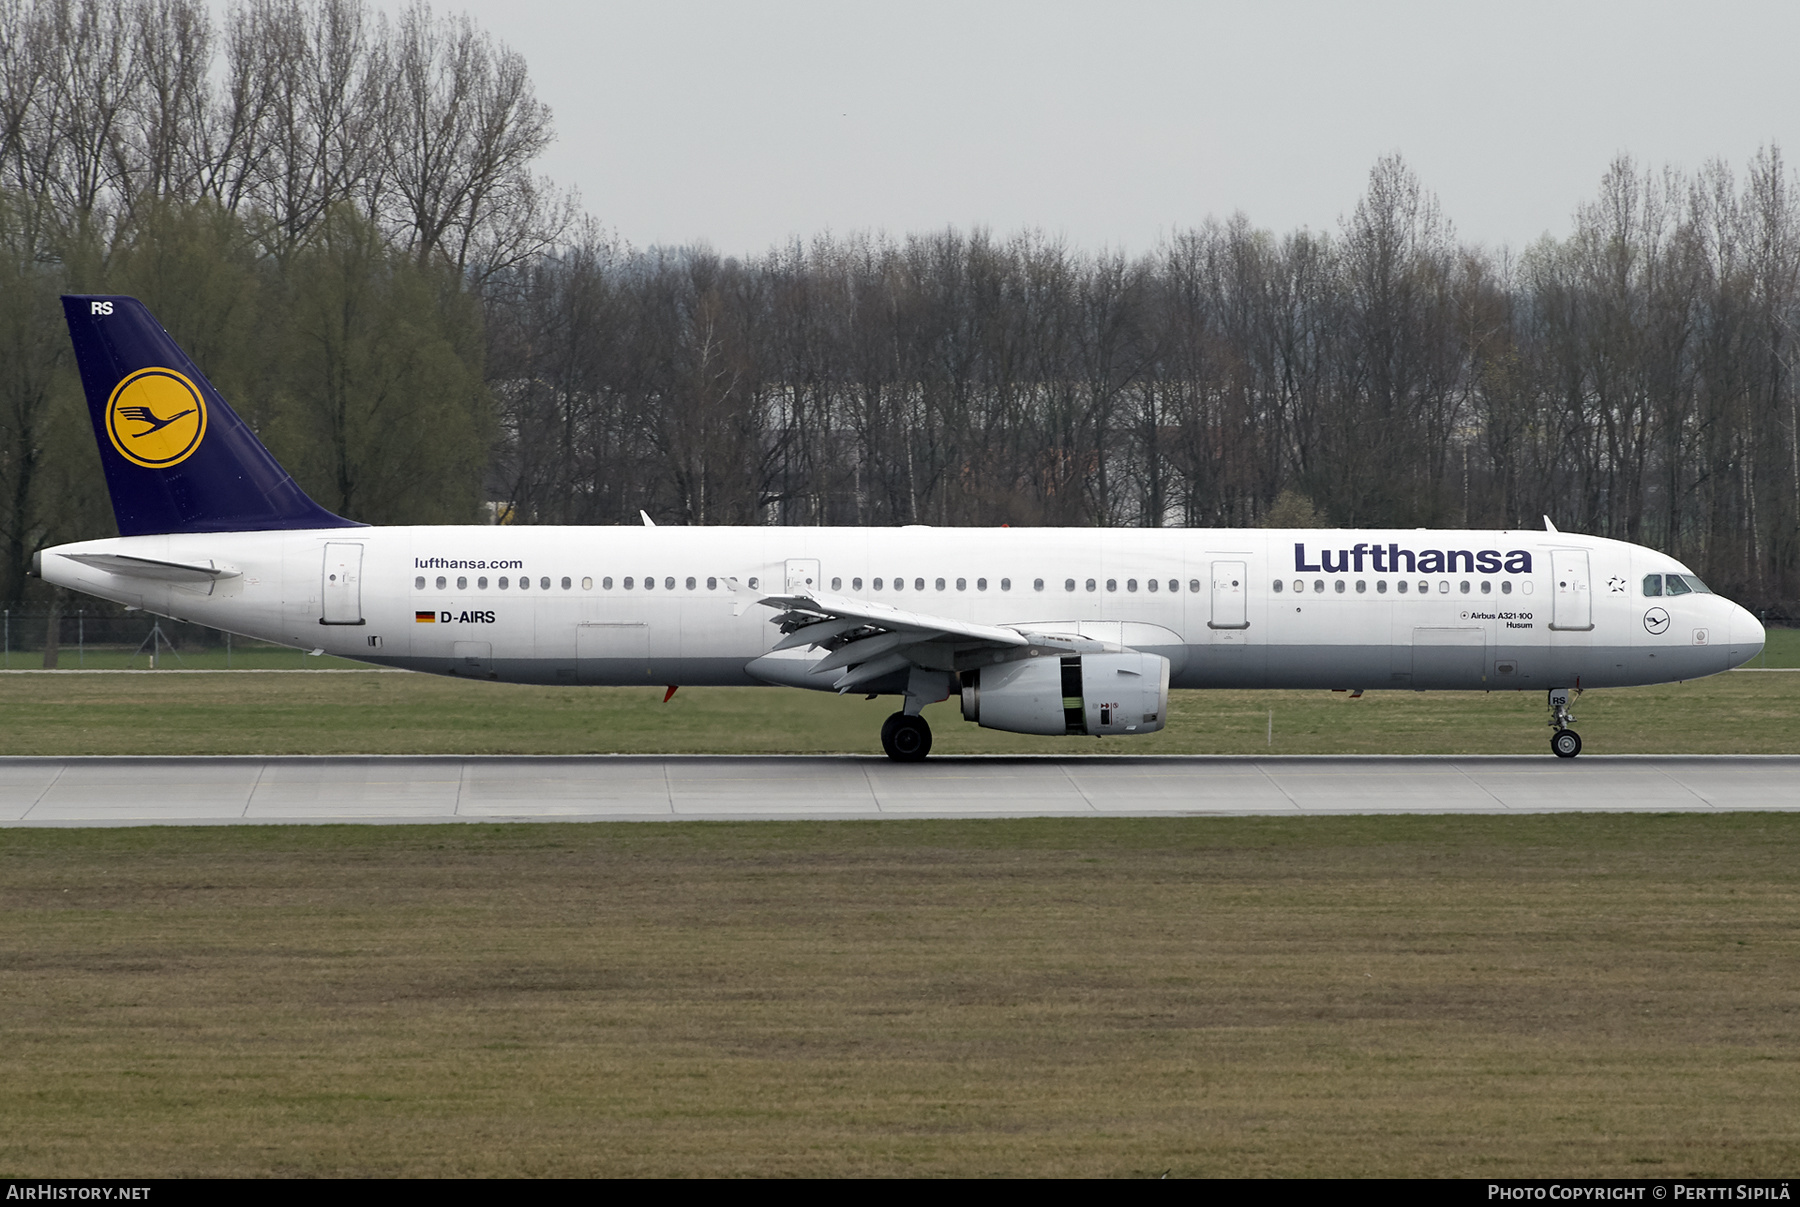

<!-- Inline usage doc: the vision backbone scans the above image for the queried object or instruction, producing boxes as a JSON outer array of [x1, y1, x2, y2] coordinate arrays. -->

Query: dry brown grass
[[3, 816, 1798, 1176]]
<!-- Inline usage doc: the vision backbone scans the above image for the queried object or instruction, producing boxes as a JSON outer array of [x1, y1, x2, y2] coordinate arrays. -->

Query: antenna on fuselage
[[640, 510, 656, 527], [1543, 515, 1558, 532]]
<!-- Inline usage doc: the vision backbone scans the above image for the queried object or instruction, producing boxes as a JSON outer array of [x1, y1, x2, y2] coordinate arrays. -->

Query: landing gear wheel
[[881, 712, 933, 762], [1550, 729, 1582, 759]]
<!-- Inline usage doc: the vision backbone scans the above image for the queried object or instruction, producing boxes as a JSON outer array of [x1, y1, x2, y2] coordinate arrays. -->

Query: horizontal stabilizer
[[61, 552, 240, 582]]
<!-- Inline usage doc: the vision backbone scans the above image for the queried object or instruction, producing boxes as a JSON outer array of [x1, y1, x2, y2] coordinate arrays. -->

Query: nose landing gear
[[1548, 687, 1582, 758]]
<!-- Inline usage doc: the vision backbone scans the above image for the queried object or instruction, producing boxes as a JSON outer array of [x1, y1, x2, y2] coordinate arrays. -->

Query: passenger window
[[1438, 581, 1449, 593], [436, 576, 447, 589], [873, 578, 883, 590], [1065, 579, 1076, 592], [1397, 580, 1408, 593], [537, 577, 548, 590], [1643, 574, 1662, 596], [581, 577, 591, 590], [1313, 580, 1324, 593], [1033, 578, 1043, 591], [563, 577, 573, 590], [977, 578, 988, 591], [1273, 580, 1284, 593], [1377, 580, 1388, 594], [707, 577, 717, 590], [893, 578, 903, 591], [915, 578, 925, 591], [1480, 581, 1491, 594], [956, 578, 967, 591], [500, 577, 511, 589], [830, 577, 841, 590], [641, 577, 650, 590], [1190, 579, 1202, 593], [686, 577, 696, 590], [935, 578, 946, 591], [1501, 581, 1511, 595], [1127, 579, 1138, 592], [748, 577, 758, 589], [457, 576, 467, 589], [1459, 581, 1470, 594], [603, 577, 613, 589], [415, 576, 425, 589], [1000, 578, 1011, 591], [1086, 579, 1097, 592], [1105, 579, 1116, 592], [851, 577, 861, 590], [1148, 578, 1159, 592], [1355, 580, 1366, 594], [663, 577, 673, 590], [623, 577, 632, 589], [520, 577, 530, 590], [479, 576, 489, 589], [1334, 580, 1346, 594], [1418, 581, 1428, 594]]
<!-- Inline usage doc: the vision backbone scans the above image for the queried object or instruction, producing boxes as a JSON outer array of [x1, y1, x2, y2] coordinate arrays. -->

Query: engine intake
[[960, 652, 1169, 736]]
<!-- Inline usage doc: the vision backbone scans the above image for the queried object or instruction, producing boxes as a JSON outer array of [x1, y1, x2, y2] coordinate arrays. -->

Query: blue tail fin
[[62, 295, 360, 536]]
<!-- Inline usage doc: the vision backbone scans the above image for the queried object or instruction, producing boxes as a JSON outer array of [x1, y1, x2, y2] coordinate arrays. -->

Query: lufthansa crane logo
[[105, 368, 207, 468]]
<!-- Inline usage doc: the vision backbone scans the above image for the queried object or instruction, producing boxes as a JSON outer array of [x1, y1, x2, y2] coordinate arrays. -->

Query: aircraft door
[[1209, 560, 1248, 630], [1550, 550, 1594, 631], [452, 640, 492, 677], [786, 559, 821, 595], [577, 622, 651, 684], [321, 542, 364, 625]]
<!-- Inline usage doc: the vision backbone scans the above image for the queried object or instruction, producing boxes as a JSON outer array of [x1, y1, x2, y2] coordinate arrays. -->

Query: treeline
[[0, 0, 560, 602], [4, 0, 1799, 613], [487, 149, 1800, 607]]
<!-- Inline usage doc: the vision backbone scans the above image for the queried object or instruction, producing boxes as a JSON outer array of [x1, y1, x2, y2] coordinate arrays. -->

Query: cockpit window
[[1646, 572, 1713, 596]]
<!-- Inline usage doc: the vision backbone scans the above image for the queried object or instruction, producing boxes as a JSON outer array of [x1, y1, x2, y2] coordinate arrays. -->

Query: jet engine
[[960, 651, 1169, 736]]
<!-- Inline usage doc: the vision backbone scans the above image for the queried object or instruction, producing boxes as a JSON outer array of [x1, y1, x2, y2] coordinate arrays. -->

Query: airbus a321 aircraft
[[34, 296, 1765, 760]]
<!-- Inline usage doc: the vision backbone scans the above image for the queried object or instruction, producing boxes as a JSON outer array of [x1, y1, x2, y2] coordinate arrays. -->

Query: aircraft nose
[[1726, 601, 1766, 669]]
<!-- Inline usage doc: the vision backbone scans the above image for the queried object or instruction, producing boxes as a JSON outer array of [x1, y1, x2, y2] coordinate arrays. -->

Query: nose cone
[[1726, 602, 1766, 668]]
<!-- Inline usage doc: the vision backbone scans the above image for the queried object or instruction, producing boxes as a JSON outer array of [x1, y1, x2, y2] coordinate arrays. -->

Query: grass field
[[0, 661, 1796, 755], [3, 816, 1798, 1177]]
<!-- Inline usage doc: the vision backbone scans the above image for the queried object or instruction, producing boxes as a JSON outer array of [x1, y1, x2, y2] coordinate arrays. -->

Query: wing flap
[[758, 591, 1030, 648], [756, 590, 1034, 694]]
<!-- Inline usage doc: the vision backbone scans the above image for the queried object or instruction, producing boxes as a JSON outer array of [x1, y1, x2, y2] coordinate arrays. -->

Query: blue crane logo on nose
[[1644, 607, 1670, 635]]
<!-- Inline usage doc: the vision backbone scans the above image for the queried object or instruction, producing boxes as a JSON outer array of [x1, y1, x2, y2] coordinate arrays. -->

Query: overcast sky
[[382, 0, 1800, 258]]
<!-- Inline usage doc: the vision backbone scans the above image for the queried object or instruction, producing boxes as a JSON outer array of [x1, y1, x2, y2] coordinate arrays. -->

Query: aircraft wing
[[758, 590, 1030, 692]]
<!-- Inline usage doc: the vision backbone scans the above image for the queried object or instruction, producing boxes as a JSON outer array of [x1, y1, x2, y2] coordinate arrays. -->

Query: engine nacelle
[[960, 651, 1169, 737]]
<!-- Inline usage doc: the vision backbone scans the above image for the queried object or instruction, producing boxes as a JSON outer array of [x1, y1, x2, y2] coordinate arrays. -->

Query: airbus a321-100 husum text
[[35, 296, 1764, 760]]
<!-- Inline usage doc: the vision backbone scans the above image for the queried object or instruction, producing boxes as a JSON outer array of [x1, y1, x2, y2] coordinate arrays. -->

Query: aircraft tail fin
[[61, 295, 360, 536]]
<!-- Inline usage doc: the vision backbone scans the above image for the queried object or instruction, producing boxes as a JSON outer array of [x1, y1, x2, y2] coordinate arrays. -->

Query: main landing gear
[[1548, 687, 1582, 759], [881, 712, 932, 762]]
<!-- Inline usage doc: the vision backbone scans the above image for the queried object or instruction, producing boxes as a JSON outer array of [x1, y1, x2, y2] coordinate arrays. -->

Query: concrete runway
[[2, 754, 1797, 825]]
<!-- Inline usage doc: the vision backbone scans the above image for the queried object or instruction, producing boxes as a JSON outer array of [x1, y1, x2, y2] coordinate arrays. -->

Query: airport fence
[[0, 602, 319, 669]]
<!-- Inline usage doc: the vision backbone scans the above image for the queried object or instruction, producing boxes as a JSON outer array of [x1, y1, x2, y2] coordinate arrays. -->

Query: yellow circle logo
[[105, 368, 207, 468]]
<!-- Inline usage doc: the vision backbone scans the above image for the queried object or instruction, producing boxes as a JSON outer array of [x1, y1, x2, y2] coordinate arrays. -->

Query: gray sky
[[392, 0, 1800, 257]]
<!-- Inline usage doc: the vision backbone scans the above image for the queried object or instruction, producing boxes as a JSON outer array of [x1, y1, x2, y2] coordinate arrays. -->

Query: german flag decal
[[415, 611, 435, 623]]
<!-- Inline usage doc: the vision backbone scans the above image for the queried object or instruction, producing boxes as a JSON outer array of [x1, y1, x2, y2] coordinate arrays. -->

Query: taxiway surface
[[2, 754, 1796, 825]]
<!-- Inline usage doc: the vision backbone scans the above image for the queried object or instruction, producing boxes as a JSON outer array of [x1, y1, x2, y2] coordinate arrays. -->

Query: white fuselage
[[39, 525, 1764, 694]]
